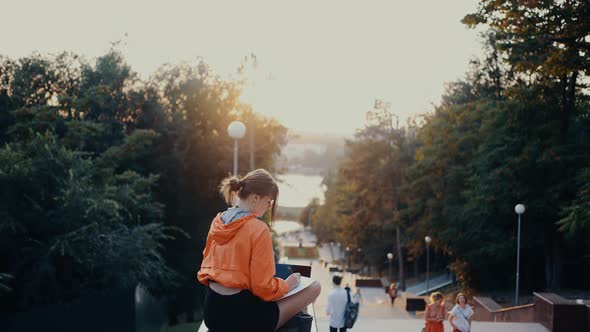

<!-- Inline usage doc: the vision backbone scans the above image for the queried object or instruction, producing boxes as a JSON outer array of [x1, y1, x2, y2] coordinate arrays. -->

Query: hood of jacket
[[208, 211, 255, 245]]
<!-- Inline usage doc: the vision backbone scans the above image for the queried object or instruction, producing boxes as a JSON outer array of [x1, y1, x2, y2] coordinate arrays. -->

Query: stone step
[[313, 318, 549, 332]]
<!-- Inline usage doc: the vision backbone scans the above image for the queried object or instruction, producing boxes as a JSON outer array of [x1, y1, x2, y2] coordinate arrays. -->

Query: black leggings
[[330, 327, 347, 332], [204, 287, 279, 332]]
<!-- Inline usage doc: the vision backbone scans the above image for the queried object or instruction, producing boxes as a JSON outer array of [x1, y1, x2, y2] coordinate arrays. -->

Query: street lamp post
[[227, 121, 246, 176], [346, 247, 351, 273], [329, 242, 335, 262], [387, 253, 393, 281], [425, 236, 432, 293], [357, 248, 363, 273], [514, 203, 526, 306]]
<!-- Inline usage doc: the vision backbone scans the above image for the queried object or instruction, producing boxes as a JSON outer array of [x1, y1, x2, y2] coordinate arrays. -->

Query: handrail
[[495, 303, 535, 313]]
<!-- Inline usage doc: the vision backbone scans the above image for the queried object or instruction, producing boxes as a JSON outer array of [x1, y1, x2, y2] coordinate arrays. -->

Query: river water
[[273, 173, 325, 234], [276, 173, 325, 208]]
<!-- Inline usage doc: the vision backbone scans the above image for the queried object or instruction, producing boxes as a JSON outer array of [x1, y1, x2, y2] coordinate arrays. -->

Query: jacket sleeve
[[249, 227, 289, 301]]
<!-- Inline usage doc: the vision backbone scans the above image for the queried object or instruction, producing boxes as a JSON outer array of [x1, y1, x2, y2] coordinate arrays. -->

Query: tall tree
[[463, 0, 590, 142]]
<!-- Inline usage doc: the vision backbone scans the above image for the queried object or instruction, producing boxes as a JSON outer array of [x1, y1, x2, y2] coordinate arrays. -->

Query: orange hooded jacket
[[197, 213, 289, 302]]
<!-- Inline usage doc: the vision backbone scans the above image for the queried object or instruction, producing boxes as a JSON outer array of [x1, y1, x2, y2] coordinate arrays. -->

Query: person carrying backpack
[[326, 275, 348, 332]]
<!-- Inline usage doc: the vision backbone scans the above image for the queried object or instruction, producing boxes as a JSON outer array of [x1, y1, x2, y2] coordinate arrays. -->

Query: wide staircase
[[195, 229, 551, 332]]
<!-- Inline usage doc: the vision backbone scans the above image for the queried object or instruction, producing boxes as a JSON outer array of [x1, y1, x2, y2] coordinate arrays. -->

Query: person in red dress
[[424, 292, 445, 332]]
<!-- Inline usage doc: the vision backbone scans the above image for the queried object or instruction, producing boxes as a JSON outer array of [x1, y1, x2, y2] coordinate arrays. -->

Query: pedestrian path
[[279, 228, 549, 332], [313, 318, 548, 332], [301, 259, 548, 332], [294, 259, 409, 320]]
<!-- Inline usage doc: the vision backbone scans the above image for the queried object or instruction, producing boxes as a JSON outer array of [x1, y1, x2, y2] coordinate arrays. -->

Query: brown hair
[[456, 292, 467, 304], [430, 292, 444, 303], [219, 169, 279, 221]]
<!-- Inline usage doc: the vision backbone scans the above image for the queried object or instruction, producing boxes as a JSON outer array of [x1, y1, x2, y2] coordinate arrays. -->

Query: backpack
[[344, 288, 359, 328]]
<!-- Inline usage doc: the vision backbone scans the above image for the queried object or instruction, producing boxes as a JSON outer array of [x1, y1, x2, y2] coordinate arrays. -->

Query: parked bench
[[406, 296, 428, 311], [328, 266, 341, 272], [355, 278, 383, 287]]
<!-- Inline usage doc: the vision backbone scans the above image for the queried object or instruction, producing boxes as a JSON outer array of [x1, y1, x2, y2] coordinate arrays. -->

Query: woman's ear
[[250, 194, 260, 206]]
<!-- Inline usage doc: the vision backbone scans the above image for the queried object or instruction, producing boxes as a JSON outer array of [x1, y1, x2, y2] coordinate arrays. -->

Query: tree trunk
[[560, 72, 578, 143], [396, 226, 405, 290], [544, 229, 564, 290], [544, 231, 553, 289], [551, 232, 563, 289]]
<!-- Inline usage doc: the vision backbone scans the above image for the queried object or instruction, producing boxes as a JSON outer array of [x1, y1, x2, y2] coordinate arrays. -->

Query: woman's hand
[[286, 273, 301, 290]]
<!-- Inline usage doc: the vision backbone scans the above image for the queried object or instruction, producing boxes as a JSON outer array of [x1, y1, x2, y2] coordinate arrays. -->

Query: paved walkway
[[278, 226, 549, 332], [290, 259, 409, 320], [279, 259, 548, 332], [314, 319, 548, 332]]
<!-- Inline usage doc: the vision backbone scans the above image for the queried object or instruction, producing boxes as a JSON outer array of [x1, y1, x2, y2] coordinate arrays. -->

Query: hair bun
[[229, 178, 242, 191]]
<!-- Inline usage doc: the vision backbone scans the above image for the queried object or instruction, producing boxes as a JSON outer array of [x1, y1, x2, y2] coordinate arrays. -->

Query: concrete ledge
[[534, 292, 567, 304], [473, 296, 534, 322], [472, 292, 589, 330], [474, 296, 502, 312], [534, 292, 589, 332]]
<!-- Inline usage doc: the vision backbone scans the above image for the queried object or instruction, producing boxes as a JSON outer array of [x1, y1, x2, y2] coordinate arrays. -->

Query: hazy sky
[[2, 0, 484, 136]]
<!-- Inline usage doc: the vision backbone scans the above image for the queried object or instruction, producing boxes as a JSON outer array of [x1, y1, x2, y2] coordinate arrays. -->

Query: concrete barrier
[[472, 292, 590, 330], [534, 292, 590, 332], [472, 296, 534, 322]]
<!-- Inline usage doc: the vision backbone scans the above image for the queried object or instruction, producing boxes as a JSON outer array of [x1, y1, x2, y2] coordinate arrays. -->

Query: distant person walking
[[326, 275, 348, 332], [353, 288, 362, 304], [388, 282, 398, 306], [449, 293, 473, 332], [424, 292, 445, 332]]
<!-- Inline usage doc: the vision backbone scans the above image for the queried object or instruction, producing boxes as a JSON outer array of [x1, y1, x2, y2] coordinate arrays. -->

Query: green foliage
[[0, 48, 287, 315], [0, 132, 177, 309], [316, 7, 590, 289], [463, 0, 590, 78], [299, 198, 320, 228], [0, 274, 13, 293], [558, 168, 590, 235], [463, 0, 590, 143]]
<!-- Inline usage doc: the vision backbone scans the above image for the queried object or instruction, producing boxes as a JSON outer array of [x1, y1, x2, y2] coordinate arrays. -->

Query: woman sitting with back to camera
[[197, 169, 321, 332]]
